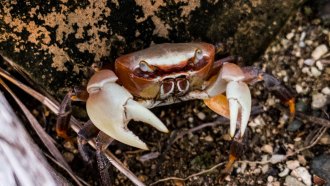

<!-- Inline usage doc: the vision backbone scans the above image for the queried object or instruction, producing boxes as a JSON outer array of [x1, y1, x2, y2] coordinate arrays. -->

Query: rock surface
[[0, 0, 303, 98]]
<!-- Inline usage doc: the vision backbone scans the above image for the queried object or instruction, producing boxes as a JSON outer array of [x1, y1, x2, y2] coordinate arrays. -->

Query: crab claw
[[86, 70, 168, 150], [226, 81, 251, 138]]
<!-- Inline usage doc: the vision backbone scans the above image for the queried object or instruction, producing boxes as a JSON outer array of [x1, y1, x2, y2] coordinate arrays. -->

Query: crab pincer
[[86, 70, 168, 150]]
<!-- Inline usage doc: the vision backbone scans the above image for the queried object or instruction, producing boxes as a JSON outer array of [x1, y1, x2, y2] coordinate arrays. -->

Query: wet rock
[[311, 44, 328, 60], [311, 154, 330, 185], [291, 167, 312, 186]]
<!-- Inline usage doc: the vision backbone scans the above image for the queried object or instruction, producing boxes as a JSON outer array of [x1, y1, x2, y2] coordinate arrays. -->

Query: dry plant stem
[[0, 67, 145, 186], [296, 112, 330, 128], [0, 78, 84, 186], [150, 162, 225, 185]]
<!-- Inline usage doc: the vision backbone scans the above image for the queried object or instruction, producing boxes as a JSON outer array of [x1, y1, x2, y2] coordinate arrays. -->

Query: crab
[[57, 42, 295, 182]]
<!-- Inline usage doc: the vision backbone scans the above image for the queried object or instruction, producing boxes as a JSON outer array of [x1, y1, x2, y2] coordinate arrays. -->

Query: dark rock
[[311, 154, 330, 186], [0, 0, 303, 99], [287, 119, 303, 132]]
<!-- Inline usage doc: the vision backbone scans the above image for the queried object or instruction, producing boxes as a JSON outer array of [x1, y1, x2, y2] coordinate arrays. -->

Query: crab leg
[[86, 70, 168, 150]]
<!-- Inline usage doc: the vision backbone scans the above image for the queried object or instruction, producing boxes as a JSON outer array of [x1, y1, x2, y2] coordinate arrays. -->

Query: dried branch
[[0, 66, 145, 185]]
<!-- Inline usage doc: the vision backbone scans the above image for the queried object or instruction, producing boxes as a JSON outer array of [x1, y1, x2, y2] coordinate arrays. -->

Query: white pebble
[[311, 66, 322, 77], [279, 167, 290, 177], [270, 154, 286, 164], [295, 84, 303, 94], [316, 61, 324, 70], [303, 58, 315, 66], [286, 160, 300, 170], [267, 176, 274, 182], [286, 32, 295, 40], [197, 112, 206, 120], [319, 133, 330, 145], [322, 87, 330, 95], [261, 144, 274, 154], [262, 164, 269, 174], [312, 93, 327, 109], [291, 167, 312, 186], [312, 44, 328, 60]]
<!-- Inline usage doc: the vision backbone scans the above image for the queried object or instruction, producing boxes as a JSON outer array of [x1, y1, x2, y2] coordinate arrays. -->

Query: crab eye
[[194, 48, 203, 64], [139, 60, 155, 72]]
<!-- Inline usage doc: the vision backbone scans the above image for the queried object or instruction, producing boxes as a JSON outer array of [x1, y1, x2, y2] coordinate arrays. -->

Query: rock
[[295, 84, 304, 94], [262, 164, 269, 174], [261, 144, 274, 154], [203, 135, 214, 142], [322, 87, 330, 95], [316, 60, 324, 70], [286, 32, 295, 40], [312, 93, 327, 109], [196, 112, 206, 120], [311, 154, 330, 185], [267, 175, 274, 182], [312, 44, 328, 60], [291, 167, 312, 186], [303, 58, 315, 66], [319, 133, 330, 145], [285, 175, 305, 186], [0, 0, 305, 99], [278, 167, 289, 177], [298, 155, 307, 166], [286, 160, 300, 170], [311, 66, 322, 77], [287, 119, 303, 132], [269, 154, 286, 164]]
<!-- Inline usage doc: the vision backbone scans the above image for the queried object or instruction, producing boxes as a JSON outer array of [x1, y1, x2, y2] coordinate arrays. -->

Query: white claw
[[125, 99, 168, 133], [226, 81, 251, 138], [86, 70, 168, 150], [229, 99, 239, 137]]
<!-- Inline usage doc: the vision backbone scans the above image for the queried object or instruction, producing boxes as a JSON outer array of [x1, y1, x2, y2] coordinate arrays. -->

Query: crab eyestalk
[[86, 70, 168, 150]]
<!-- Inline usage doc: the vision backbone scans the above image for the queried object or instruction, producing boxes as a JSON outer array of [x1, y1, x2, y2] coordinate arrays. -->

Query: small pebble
[[197, 112, 206, 120], [262, 164, 270, 174], [295, 101, 309, 113], [203, 135, 214, 142], [267, 176, 274, 182], [311, 66, 322, 77], [303, 58, 315, 66], [285, 175, 305, 186], [272, 181, 281, 186], [321, 87, 330, 95], [287, 119, 303, 132], [279, 167, 290, 177], [286, 32, 295, 40], [295, 84, 304, 94], [312, 44, 328, 60], [270, 154, 286, 164], [316, 60, 324, 70], [286, 160, 300, 170], [298, 155, 307, 166], [291, 167, 312, 186], [319, 133, 330, 145], [261, 144, 274, 154], [312, 93, 327, 109], [253, 168, 261, 175]]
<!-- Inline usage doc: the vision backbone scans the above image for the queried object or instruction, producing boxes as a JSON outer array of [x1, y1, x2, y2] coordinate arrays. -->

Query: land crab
[[57, 42, 295, 182]]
